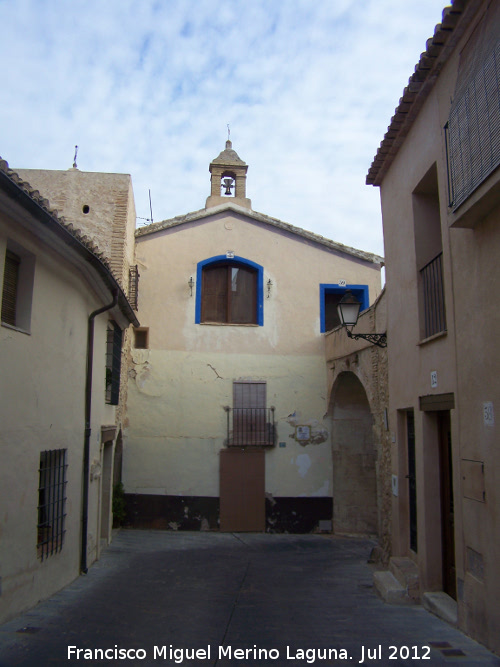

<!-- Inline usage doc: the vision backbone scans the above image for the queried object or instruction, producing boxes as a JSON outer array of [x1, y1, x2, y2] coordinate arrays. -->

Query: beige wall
[[0, 214, 119, 623], [378, 2, 500, 652], [125, 210, 381, 513]]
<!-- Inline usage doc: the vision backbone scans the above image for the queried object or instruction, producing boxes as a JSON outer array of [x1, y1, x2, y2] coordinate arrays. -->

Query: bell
[[223, 178, 234, 195]]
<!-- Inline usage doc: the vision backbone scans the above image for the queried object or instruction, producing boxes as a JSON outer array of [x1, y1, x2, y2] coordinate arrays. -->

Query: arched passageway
[[330, 371, 377, 535]]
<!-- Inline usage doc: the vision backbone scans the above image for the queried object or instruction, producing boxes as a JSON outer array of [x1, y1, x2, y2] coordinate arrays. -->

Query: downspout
[[81, 289, 119, 574]]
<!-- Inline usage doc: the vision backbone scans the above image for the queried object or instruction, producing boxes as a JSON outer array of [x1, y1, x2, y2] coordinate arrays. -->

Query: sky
[[0, 0, 447, 257]]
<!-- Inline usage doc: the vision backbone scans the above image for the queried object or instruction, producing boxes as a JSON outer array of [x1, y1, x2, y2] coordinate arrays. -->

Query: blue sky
[[0, 0, 446, 256]]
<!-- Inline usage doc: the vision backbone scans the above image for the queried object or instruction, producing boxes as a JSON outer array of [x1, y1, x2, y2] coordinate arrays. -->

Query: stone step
[[422, 591, 458, 627], [373, 570, 415, 605], [389, 556, 420, 602]]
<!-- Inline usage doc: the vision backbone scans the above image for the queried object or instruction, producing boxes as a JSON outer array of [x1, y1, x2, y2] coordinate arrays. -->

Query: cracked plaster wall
[[125, 210, 381, 505], [124, 349, 332, 498]]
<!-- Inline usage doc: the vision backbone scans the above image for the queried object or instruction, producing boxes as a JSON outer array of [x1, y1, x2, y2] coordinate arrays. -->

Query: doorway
[[219, 448, 265, 532], [406, 410, 418, 552], [330, 372, 377, 535], [438, 411, 456, 599]]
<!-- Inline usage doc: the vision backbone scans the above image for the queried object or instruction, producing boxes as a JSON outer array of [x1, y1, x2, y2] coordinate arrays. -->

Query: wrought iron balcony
[[225, 406, 276, 447], [420, 252, 446, 339]]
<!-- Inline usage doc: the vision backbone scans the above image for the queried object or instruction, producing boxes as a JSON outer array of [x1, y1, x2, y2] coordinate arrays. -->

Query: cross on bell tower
[[206, 140, 252, 210]]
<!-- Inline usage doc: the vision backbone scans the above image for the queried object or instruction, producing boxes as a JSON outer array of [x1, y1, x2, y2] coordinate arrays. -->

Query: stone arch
[[329, 371, 378, 536]]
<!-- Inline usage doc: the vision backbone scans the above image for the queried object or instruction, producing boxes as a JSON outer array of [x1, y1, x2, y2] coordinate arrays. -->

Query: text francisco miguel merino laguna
[[68, 644, 432, 662]]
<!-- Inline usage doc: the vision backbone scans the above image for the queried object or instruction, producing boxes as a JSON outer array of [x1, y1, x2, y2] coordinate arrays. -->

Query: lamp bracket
[[346, 330, 387, 348]]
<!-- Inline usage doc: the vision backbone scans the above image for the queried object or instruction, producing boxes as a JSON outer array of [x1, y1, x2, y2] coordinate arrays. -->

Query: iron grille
[[420, 252, 446, 339], [226, 407, 276, 447], [37, 449, 67, 560], [446, 43, 500, 209]]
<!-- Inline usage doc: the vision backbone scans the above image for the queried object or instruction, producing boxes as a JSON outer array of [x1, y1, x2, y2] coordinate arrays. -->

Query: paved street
[[0, 531, 498, 666]]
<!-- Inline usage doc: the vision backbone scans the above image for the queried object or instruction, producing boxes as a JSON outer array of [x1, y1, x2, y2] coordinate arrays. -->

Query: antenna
[[73, 145, 78, 169], [136, 189, 154, 227]]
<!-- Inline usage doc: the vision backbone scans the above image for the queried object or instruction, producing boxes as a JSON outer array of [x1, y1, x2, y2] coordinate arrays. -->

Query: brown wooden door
[[439, 411, 456, 599], [219, 449, 265, 532]]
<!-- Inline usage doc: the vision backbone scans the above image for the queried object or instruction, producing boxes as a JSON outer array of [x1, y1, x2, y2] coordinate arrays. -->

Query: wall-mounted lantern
[[188, 276, 194, 297], [337, 290, 387, 348], [267, 279, 273, 298]]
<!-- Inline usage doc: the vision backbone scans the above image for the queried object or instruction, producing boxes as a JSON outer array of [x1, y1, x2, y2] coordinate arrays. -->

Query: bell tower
[[206, 140, 252, 210]]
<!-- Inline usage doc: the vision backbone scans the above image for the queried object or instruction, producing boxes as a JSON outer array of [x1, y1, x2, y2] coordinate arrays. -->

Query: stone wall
[[325, 289, 391, 562]]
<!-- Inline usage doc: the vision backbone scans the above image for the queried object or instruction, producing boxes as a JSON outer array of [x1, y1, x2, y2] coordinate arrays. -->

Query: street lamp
[[337, 290, 387, 348]]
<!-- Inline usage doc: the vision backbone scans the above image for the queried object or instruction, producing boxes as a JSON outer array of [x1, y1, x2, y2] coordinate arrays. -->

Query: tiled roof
[[136, 201, 383, 265], [211, 140, 247, 166], [366, 0, 476, 186]]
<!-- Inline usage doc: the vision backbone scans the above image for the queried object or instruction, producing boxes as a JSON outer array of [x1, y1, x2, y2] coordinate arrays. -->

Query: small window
[[1, 243, 35, 332], [105, 321, 123, 405], [201, 262, 257, 324], [134, 327, 149, 349], [320, 285, 369, 333], [37, 449, 67, 560], [1, 250, 20, 326]]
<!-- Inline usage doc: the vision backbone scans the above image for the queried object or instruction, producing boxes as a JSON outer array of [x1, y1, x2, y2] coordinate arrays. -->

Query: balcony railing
[[225, 407, 276, 447], [420, 252, 446, 339]]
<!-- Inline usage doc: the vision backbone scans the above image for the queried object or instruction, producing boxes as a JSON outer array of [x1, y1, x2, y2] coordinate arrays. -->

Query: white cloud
[[0, 0, 446, 256]]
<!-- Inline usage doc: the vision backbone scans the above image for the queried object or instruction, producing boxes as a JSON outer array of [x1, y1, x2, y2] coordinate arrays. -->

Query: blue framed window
[[320, 284, 369, 333], [195, 255, 264, 326]]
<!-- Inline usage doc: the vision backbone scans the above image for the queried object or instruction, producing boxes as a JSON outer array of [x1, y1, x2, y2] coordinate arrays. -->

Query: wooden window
[[105, 321, 123, 405], [37, 449, 67, 560], [201, 262, 257, 324], [1, 249, 21, 326]]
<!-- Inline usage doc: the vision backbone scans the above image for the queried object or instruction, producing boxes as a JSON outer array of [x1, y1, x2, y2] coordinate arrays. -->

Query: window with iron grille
[[105, 321, 122, 405], [413, 165, 446, 339], [445, 6, 500, 210], [37, 449, 67, 560], [128, 265, 139, 311], [227, 381, 276, 447]]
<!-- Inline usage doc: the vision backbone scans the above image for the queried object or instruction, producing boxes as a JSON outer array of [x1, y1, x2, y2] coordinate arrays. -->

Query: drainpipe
[[81, 289, 118, 574]]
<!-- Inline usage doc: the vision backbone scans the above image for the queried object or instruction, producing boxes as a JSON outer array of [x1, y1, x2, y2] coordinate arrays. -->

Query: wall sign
[[430, 371, 438, 388], [338, 279, 347, 287], [484, 402, 494, 426], [296, 426, 311, 441]]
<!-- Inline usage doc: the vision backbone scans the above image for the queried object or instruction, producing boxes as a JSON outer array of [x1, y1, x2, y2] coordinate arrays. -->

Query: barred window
[[105, 321, 123, 405], [37, 449, 67, 560]]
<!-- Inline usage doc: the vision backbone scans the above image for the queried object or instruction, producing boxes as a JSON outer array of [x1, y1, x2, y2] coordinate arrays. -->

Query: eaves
[[366, 0, 481, 187], [0, 158, 139, 329], [136, 202, 383, 266]]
